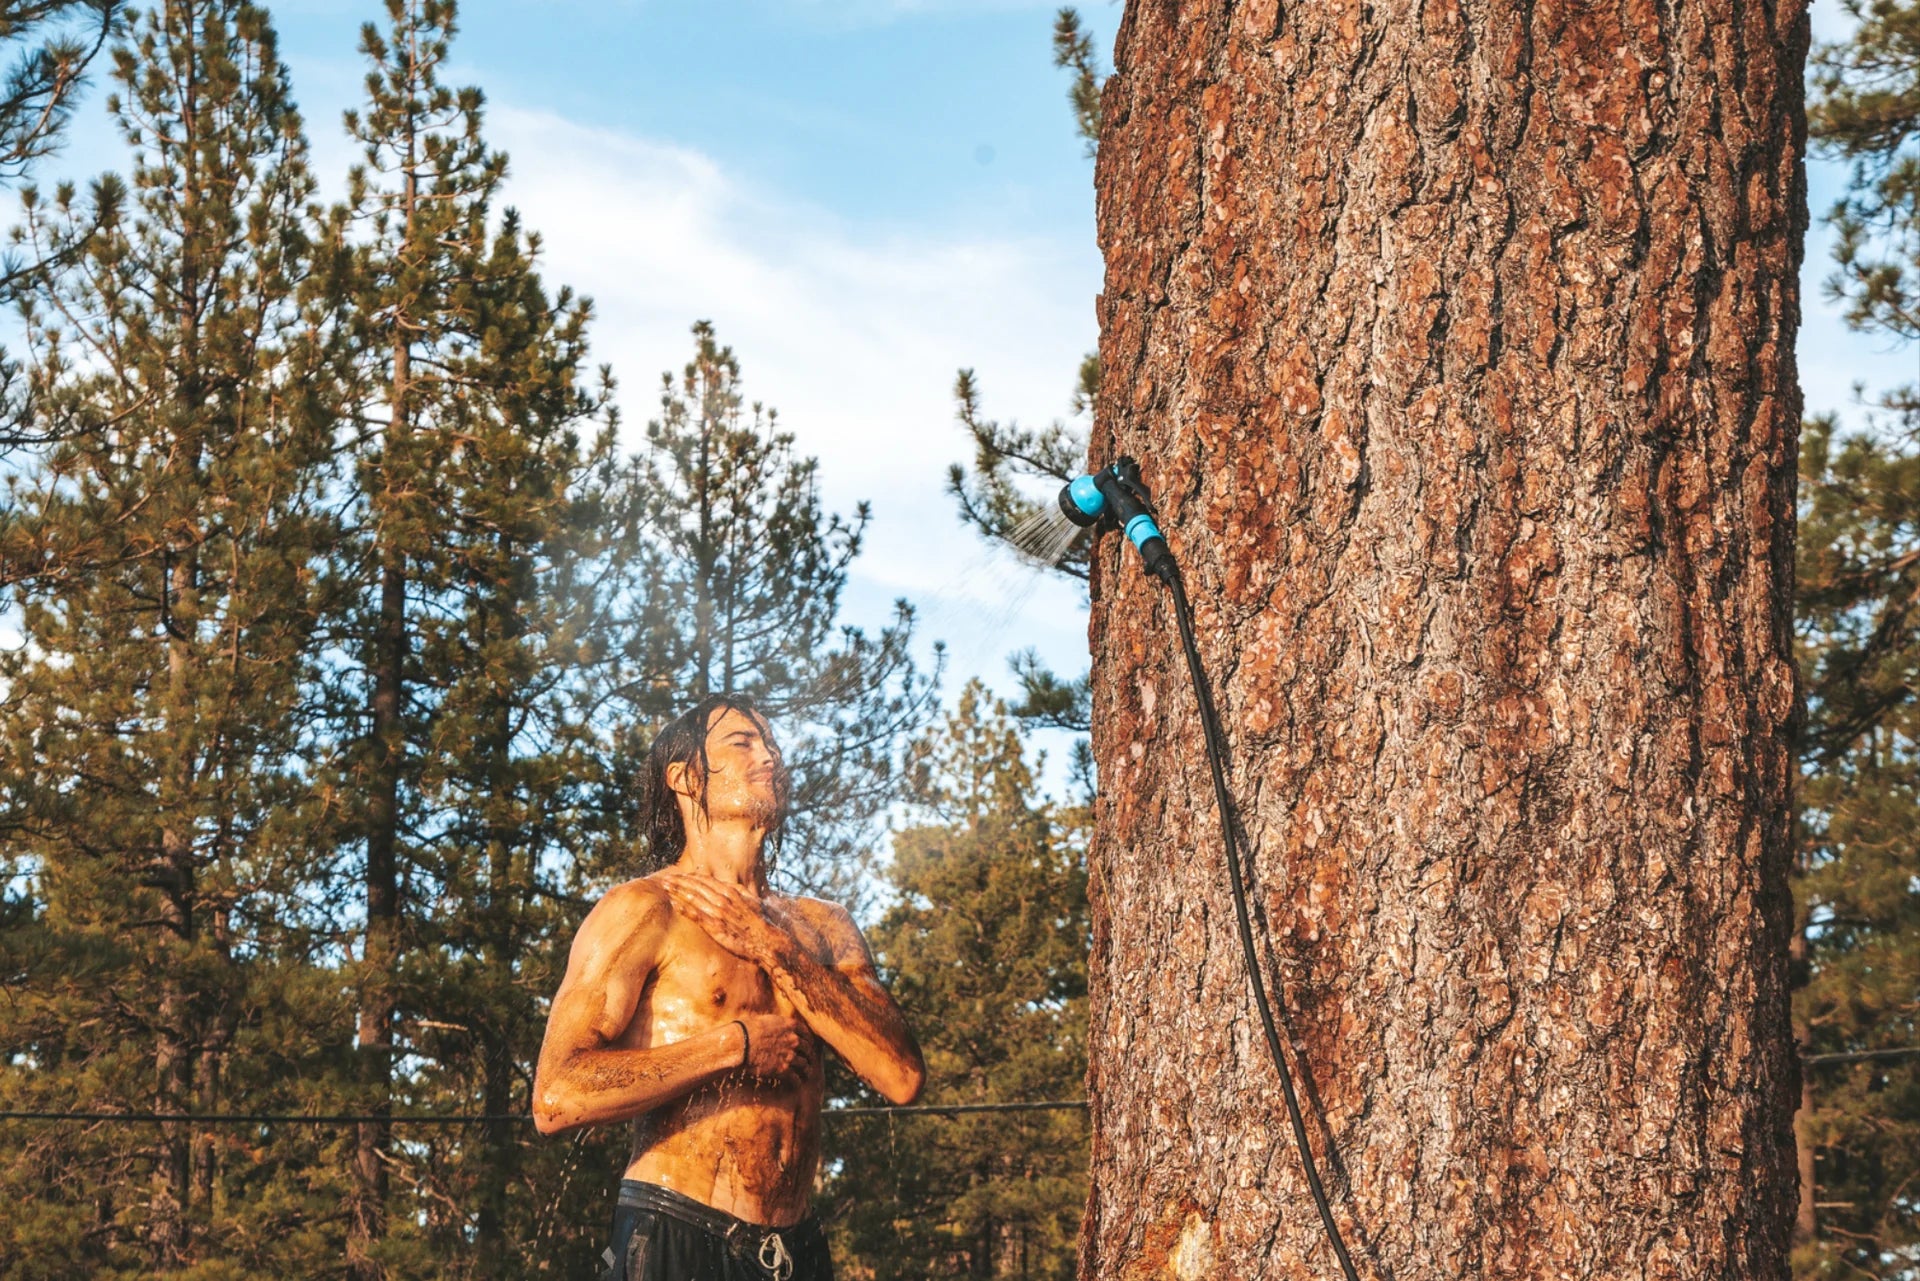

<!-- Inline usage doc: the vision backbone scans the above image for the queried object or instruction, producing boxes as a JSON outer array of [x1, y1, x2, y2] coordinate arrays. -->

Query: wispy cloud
[[488, 103, 1101, 687]]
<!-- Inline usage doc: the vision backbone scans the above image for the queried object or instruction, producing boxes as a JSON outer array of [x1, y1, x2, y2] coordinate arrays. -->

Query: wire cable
[[1161, 564, 1363, 1281], [1802, 1046, 1920, 1068], [0, 1100, 1090, 1125]]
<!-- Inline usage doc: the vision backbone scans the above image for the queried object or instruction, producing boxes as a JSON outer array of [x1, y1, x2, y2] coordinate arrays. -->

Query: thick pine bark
[[1084, 1, 1806, 1277]]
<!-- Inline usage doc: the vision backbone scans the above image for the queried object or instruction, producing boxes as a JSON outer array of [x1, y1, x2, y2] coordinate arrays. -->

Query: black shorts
[[600, 1180, 833, 1281]]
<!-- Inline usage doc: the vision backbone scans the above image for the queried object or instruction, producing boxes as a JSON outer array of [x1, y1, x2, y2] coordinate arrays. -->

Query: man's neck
[[674, 821, 770, 893]]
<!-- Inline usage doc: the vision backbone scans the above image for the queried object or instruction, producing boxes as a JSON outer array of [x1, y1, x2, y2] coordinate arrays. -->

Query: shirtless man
[[533, 695, 923, 1281]]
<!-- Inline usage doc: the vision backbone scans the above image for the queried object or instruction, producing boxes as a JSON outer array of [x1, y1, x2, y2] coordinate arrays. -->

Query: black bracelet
[[733, 1019, 749, 1068]]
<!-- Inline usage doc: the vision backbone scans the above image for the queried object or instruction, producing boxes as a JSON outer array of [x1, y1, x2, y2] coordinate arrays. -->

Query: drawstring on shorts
[[758, 1229, 794, 1281]]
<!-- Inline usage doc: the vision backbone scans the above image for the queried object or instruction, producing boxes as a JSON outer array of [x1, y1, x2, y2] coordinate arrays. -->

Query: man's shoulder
[[775, 894, 867, 957], [580, 875, 675, 941], [776, 893, 855, 928], [603, 873, 676, 909]]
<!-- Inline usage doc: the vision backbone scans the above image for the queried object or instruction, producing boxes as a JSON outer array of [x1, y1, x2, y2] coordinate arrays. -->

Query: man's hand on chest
[[657, 873, 814, 978]]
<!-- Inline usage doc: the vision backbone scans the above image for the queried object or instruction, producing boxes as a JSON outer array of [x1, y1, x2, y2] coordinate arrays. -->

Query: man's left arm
[[661, 875, 925, 1104]]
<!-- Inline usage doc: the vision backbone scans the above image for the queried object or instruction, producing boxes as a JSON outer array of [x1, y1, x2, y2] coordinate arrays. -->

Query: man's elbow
[[531, 1083, 577, 1136]]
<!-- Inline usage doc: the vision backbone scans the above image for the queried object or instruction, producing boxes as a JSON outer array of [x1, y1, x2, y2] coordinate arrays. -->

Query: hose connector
[[1054, 456, 1177, 582]]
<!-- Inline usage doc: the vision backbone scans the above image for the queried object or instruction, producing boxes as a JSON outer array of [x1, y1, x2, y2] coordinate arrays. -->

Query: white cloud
[[487, 103, 1100, 697]]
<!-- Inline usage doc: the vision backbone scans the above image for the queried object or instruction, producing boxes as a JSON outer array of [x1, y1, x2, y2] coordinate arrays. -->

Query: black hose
[[1159, 563, 1363, 1281]]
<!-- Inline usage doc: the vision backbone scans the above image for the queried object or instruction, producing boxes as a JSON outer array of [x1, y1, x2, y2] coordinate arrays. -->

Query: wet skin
[[532, 710, 924, 1226]]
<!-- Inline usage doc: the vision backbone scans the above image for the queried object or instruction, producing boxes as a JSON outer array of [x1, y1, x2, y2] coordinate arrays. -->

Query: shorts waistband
[[615, 1179, 816, 1241]]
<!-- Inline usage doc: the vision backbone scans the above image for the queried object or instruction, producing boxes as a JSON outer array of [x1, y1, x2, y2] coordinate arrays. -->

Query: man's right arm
[[532, 881, 744, 1135]]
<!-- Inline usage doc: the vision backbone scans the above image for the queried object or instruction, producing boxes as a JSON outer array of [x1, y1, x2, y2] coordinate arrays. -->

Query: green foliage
[[1793, 414, 1920, 1279], [308, 1, 626, 1273], [0, 5, 937, 1276], [0, 2, 124, 455], [824, 685, 1089, 1280], [0, 1, 118, 180], [945, 365, 1092, 738], [1814, 0, 1920, 344], [1051, 7, 1102, 158], [1799, 7, 1920, 1274], [948, 367, 1091, 587], [0, 1, 342, 1272]]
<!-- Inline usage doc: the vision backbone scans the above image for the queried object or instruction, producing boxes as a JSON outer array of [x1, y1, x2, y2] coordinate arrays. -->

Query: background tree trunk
[[1083, 1, 1807, 1277]]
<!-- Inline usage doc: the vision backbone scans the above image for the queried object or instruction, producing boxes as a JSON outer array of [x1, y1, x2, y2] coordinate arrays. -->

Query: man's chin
[[743, 795, 782, 830], [708, 793, 782, 830]]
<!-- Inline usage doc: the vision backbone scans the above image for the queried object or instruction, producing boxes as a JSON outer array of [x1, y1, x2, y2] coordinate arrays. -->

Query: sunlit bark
[[1084, 1, 1808, 1275]]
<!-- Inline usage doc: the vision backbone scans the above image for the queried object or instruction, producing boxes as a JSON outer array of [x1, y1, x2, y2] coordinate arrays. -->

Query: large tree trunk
[[1083, 1, 1807, 1277]]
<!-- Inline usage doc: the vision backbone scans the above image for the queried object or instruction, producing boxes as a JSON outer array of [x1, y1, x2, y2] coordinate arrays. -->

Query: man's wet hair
[[639, 693, 790, 870]]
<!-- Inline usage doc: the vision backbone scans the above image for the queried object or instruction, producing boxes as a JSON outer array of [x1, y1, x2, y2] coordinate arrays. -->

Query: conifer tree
[[0, 0, 337, 1272], [312, 1, 617, 1272], [323, 2, 489, 1260], [1794, 5, 1920, 1273], [0, 0, 118, 181], [381, 165, 620, 1281], [0, 0, 120, 320], [823, 684, 1089, 1280], [1792, 415, 1920, 1275], [608, 322, 934, 903], [1087, 0, 1803, 1271]]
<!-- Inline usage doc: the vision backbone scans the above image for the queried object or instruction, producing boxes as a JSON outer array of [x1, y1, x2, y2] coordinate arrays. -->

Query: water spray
[[1059, 457, 1363, 1281]]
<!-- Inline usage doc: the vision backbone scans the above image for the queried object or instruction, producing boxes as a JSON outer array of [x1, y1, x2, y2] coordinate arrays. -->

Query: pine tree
[[1813, 0, 1920, 346], [311, 1, 618, 1272], [1792, 414, 1920, 1276], [0, 0, 122, 453], [1050, 6, 1102, 161], [823, 684, 1088, 1281], [0, 0, 340, 1272], [1794, 4, 1920, 1272], [0, 5, 948, 1276], [0, 0, 118, 181], [409, 235, 620, 1277], [0, 0, 120, 322], [605, 322, 935, 904]]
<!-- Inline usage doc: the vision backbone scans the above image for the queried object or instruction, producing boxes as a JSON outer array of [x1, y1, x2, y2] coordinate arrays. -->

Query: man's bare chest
[[614, 910, 825, 1048]]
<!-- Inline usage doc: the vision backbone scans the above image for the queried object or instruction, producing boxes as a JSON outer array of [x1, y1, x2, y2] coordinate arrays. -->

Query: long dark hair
[[638, 694, 789, 870]]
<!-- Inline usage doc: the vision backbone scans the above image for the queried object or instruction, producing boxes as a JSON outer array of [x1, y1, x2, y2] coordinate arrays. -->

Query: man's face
[[678, 706, 784, 829]]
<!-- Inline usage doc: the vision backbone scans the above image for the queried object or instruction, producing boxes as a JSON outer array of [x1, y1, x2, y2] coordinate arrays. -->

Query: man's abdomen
[[625, 1072, 823, 1225]]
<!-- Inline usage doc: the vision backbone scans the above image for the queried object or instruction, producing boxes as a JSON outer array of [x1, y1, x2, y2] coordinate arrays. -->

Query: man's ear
[[665, 760, 691, 799]]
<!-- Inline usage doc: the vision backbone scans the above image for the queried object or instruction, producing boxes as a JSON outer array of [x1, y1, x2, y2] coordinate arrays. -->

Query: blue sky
[[277, 0, 1116, 732], [136, 0, 1115, 764], [24, 0, 1918, 787]]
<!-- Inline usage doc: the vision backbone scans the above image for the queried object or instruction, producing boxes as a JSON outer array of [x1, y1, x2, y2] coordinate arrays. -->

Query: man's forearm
[[766, 946, 922, 1103], [533, 1023, 745, 1134]]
